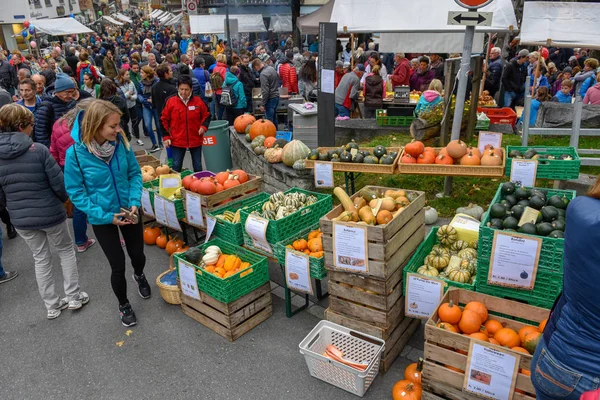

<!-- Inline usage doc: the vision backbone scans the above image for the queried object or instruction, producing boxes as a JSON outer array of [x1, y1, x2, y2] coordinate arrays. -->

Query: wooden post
[[467, 55, 483, 142], [350, 33, 354, 70], [440, 59, 457, 146], [480, 34, 491, 96]]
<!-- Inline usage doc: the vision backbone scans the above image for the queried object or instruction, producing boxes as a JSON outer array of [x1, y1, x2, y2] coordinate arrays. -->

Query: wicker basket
[[156, 269, 182, 305]]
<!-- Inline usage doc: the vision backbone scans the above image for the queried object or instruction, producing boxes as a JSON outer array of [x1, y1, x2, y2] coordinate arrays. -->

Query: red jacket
[[213, 62, 228, 95], [390, 57, 411, 88], [334, 70, 345, 89], [76, 61, 100, 83], [278, 61, 298, 94], [161, 95, 210, 149]]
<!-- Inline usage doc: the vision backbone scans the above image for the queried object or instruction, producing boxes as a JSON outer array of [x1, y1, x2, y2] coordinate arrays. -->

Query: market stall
[[189, 14, 267, 34], [99, 16, 124, 26], [269, 15, 293, 33], [30, 17, 94, 36], [113, 13, 133, 24]]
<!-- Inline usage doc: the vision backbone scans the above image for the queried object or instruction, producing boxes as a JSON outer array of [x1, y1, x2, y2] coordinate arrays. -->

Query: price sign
[[405, 273, 446, 319], [178, 258, 200, 300], [185, 191, 205, 228], [314, 161, 334, 188], [245, 214, 272, 254], [510, 159, 537, 188], [332, 222, 368, 273], [153, 195, 168, 226], [488, 231, 542, 289], [285, 249, 313, 295], [477, 132, 502, 154], [204, 215, 216, 243], [517, 206, 540, 227], [164, 199, 182, 231], [463, 342, 520, 400], [141, 189, 154, 217]]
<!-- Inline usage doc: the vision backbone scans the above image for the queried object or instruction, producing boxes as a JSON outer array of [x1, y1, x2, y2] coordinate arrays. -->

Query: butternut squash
[[353, 197, 367, 209], [369, 198, 395, 211], [333, 187, 357, 213], [358, 206, 376, 225], [384, 189, 406, 199]]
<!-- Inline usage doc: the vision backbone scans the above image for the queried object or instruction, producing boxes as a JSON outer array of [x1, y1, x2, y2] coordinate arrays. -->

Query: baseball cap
[[518, 49, 529, 58]]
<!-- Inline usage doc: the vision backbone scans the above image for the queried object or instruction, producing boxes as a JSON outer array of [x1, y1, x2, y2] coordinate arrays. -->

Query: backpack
[[210, 71, 224, 90], [220, 83, 238, 107], [79, 63, 92, 86]]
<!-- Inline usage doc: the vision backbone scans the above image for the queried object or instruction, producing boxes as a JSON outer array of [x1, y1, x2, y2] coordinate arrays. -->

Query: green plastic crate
[[505, 146, 581, 180], [476, 184, 576, 308], [402, 226, 476, 296], [208, 193, 270, 245], [240, 189, 332, 256], [174, 238, 269, 303], [142, 170, 193, 210], [376, 114, 415, 127], [475, 120, 490, 130], [274, 223, 327, 280]]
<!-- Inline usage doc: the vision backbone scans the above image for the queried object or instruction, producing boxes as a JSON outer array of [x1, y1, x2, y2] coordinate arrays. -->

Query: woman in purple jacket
[[409, 56, 435, 92]]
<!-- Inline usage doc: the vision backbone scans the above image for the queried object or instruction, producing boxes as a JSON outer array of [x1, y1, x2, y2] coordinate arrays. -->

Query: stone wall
[[229, 128, 315, 193]]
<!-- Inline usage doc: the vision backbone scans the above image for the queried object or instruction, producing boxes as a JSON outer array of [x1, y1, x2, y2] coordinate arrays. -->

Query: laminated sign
[[332, 222, 368, 273]]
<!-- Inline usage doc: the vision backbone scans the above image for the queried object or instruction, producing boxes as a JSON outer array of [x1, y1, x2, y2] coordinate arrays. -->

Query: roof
[[31, 17, 94, 36]]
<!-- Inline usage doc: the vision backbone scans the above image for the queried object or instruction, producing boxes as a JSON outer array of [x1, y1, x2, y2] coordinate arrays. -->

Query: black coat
[[0, 60, 17, 91], [151, 78, 177, 116], [104, 95, 130, 137], [0, 132, 67, 230], [202, 53, 216, 70], [364, 74, 383, 108], [238, 64, 256, 97], [66, 54, 79, 74], [501, 59, 526, 94], [34, 96, 76, 147]]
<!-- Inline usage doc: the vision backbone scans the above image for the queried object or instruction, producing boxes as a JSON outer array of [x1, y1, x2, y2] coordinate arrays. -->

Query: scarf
[[90, 139, 115, 164]]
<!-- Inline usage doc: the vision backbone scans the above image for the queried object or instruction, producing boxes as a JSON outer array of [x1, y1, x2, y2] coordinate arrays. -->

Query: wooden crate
[[136, 154, 161, 169], [303, 147, 402, 174], [328, 291, 405, 327], [397, 148, 506, 177], [423, 288, 549, 400], [180, 282, 272, 342]]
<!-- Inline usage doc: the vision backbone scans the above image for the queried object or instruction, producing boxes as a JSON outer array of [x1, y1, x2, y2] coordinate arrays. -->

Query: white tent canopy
[[158, 12, 175, 23], [189, 14, 267, 34], [152, 10, 166, 20], [113, 13, 132, 24], [31, 17, 94, 36], [269, 15, 292, 32], [150, 9, 162, 18], [380, 32, 485, 54], [165, 13, 183, 26], [520, 2, 600, 50], [297, 0, 333, 35], [101, 16, 124, 26]]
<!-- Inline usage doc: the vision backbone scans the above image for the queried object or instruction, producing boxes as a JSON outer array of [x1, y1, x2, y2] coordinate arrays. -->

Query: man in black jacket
[[502, 49, 529, 109], [0, 53, 18, 96], [66, 47, 79, 73], [202, 46, 216, 70], [484, 47, 504, 97], [152, 63, 177, 147], [34, 73, 77, 147], [238, 54, 256, 113]]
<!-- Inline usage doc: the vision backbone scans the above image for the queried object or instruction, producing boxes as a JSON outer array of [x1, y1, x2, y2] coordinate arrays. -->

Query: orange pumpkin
[[232, 169, 249, 184], [143, 226, 161, 245], [403, 358, 423, 385], [460, 152, 481, 166], [309, 251, 324, 258], [156, 234, 169, 249], [464, 301, 488, 323], [467, 146, 482, 158], [404, 140, 425, 157], [538, 318, 548, 333], [307, 238, 323, 252], [249, 119, 277, 140], [308, 230, 322, 240], [511, 346, 530, 354], [423, 147, 437, 155], [484, 319, 504, 337], [215, 171, 230, 185], [182, 175, 197, 190], [438, 300, 462, 324], [484, 145, 504, 158], [481, 151, 503, 166], [458, 309, 483, 334], [216, 254, 227, 269], [391, 381, 422, 400], [215, 183, 224, 192], [417, 151, 436, 164], [446, 139, 468, 158], [494, 328, 521, 348], [523, 331, 541, 354], [376, 210, 393, 225], [192, 179, 216, 195], [439, 147, 449, 156], [520, 368, 531, 377], [489, 338, 501, 346], [401, 153, 417, 164], [437, 322, 459, 333], [233, 114, 256, 133], [293, 239, 308, 251], [518, 326, 539, 344], [223, 179, 241, 189], [264, 136, 277, 148], [469, 332, 489, 342], [435, 154, 454, 165], [165, 238, 181, 255]]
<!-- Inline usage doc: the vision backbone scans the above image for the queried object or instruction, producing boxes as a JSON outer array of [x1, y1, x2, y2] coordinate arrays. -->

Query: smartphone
[[120, 207, 139, 224]]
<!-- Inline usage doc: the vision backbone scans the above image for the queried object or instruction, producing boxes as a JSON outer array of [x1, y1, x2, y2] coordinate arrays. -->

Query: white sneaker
[[67, 291, 90, 310], [47, 299, 69, 319], [136, 139, 144, 146]]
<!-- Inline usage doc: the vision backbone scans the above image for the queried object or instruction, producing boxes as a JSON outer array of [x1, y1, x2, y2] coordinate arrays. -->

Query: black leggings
[[93, 220, 146, 306]]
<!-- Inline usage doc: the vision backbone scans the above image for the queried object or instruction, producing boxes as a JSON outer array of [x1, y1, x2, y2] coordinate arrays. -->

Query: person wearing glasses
[[34, 73, 78, 147]]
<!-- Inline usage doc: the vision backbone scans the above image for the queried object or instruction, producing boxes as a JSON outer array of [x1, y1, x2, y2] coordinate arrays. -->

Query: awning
[[165, 13, 183, 26], [297, 0, 333, 35], [520, 1, 600, 49], [379, 32, 486, 53], [113, 13, 132, 24], [189, 14, 267, 34], [150, 9, 162, 18], [101, 16, 124, 26], [269, 15, 292, 32], [158, 12, 174, 23], [31, 17, 94, 36], [152, 10, 166, 20]]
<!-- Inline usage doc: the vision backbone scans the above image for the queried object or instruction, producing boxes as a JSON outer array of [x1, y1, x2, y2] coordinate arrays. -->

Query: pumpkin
[[223, 179, 241, 189], [254, 145, 267, 156], [182, 175, 197, 190], [464, 301, 488, 323], [264, 136, 276, 148], [437, 322, 459, 333], [538, 318, 548, 333], [156, 234, 169, 249], [424, 206, 438, 225], [460, 152, 481, 166], [141, 165, 155, 175], [293, 239, 308, 251], [224, 255, 242, 272], [231, 169, 248, 184], [470, 332, 489, 342], [458, 309, 482, 334], [215, 171, 230, 185], [484, 145, 504, 158], [165, 238, 181, 255], [250, 135, 266, 150], [450, 240, 469, 252], [401, 154, 417, 164], [307, 238, 323, 252], [192, 179, 217, 195], [404, 140, 425, 157], [417, 151, 435, 164], [435, 154, 454, 165], [458, 248, 477, 260], [281, 140, 311, 167], [446, 140, 468, 158], [518, 326, 539, 344], [417, 264, 439, 277], [156, 164, 170, 176], [249, 119, 276, 140], [523, 331, 541, 354], [143, 226, 161, 245], [467, 146, 482, 158], [202, 252, 220, 265], [404, 358, 423, 385], [142, 172, 154, 183], [245, 133, 252, 142], [264, 148, 284, 163], [439, 300, 462, 324], [376, 209, 393, 225], [448, 268, 471, 283], [494, 328, 521, 348], [484, 320, 504, 337], [234, 113, 256, 133], [456, 203, 484, 221], [391, 381, 421, 400], [437, 225, 458, 246], [426, 247, 450, 270], [489, 338, 501, 346], [423, 147, 437, 155], [481, 151, 503, 166], [293, 159, 306, 171], [511, 347, 530, 354]]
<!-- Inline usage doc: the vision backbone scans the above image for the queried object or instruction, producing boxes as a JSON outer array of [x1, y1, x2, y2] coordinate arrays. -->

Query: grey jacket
[[259, 66, 280, 106], [335, 71, 361, 105], [0, 132, 68, 230]]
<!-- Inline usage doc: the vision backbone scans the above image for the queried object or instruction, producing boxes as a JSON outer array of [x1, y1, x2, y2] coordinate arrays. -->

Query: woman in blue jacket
[[531, 178, 600, 399], [222, 66, 247, 126], [64, 100, 149, 328]]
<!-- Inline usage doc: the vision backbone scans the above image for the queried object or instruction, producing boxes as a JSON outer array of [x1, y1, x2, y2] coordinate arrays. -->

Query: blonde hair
[[588, 175, 600, 199], [429, 79, 443, 93], [141, 65, 155, 78], [372, 65, 381, 74], [80, 100, 129, 151], [216, 53, 227, 63], [0, 104, 34, 132]]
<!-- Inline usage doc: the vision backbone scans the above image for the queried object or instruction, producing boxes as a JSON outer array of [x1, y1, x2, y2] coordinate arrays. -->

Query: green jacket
[[130, 70, 142, 89]]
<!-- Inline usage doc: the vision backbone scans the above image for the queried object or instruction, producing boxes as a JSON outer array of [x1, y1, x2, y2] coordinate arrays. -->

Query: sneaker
[[67, 291, 90, 310], [47, 299, 69, 320], [0, 270, 18, 284], [149, 144, 160, 153], [119, 303, 137, 327], [76, 238, 96, 253], [6, 224, 17, 239], [132, 273, 151, 299], [136, 139, 144, 146]]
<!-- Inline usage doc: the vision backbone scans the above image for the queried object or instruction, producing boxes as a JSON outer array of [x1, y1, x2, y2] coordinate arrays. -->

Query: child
[[573, 58, 599, 99], [529, 86, 552, 127], [553, 79, 573, 104]]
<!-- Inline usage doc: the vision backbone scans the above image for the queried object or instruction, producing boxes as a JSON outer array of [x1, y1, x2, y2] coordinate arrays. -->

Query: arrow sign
[[448, 11, 493, 27]]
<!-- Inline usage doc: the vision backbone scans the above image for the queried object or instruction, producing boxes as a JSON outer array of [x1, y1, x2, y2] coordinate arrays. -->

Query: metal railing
[[522, 76, 600, 166]]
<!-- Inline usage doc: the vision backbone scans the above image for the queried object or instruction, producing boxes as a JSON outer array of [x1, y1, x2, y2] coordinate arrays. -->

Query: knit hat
[[335, 60, 344, 68], [563, 66, 573, 75], [54, 73, 75, 92]]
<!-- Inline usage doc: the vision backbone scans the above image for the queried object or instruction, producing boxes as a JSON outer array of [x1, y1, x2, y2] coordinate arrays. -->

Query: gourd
[[205, 246, 222, 255], [438, 300, 462, 324], [333, 187, 357, 213], [264, 148, 283, 163], [435, 154, 454, 165], [417, 264, 439, 277], [450, 240, 469, 252], [426, 247, 450, 270], [142, 172, 154, 183], [481, 151, 503, 166], [254, 145, 267, 156], [376, 209, 393, 225], [263, 136, 276, 148], [202, 252, 220, 266], [156, 164, 170, 176], [249, 119, 276, 140], [458, 248, 477, 260], [446, 140, 468, 158], [392, 381, 422, 400], [494, 328, 521, 348], [437, 225, 458, 246], [464, 301, 488, 323], [282, 140, 311, 167], [448, 268, 471, 283], [484, 320, 504, 338], [456, 203, 484, 220], [234, 114, 256, 133], [292, 159, 306, 171], [358, 206, 376, 225], [403, 358, 423, 386], [424, 206, 438, 225], [404, 140, 424, 157], [250, 135, 266, 150], [460, 152, 481, 166]]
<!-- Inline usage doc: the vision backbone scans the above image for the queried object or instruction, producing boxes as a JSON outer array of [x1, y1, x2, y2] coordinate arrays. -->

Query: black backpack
[[220, 83, 238, 107]]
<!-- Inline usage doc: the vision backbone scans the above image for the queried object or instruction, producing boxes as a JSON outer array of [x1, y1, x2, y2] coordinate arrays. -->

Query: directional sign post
[[448, 11, 493, 26]]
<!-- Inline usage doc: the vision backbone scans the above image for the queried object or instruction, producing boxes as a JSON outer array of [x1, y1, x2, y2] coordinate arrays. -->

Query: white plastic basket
[[298, 320, 385, 397]]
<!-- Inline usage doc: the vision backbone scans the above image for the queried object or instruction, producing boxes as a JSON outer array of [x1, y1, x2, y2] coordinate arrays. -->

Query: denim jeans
[[504, 91, 523, 109], [142, 107, 159, 145], [171, 146, 202, 172], [531, 337, 600, 399], [265, 97, 279, 127], [0, 225, 4, 278], [216, 94, 225, 120], [138, 102, 148, 136], [129, 105, 141, 140], [72, 206, 89, 246], [245, 92, 253, 113], [335, 103, 350, 117]]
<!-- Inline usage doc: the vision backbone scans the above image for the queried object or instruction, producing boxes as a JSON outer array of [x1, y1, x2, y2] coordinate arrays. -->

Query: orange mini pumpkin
[[458, 310, 483, 334], [264, 136, 277, 148], [518, 326, 539, 344], [484, 319, 504, 337], [307, 238, 322, 252], [494, 328, 521, 348], [464, 301, 488, 323], [438, 300, 462, 324], [293, 239, 308, 251]]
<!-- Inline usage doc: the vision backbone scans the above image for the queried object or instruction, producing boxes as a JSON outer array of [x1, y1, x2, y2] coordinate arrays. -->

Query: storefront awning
[[31, 17, 94, 36], [113, 13, 132, 24], [101, 16, 124, 26], [189, 14, 267, 34], [158, 12, 174, 23], [165, 13, 183, 26], [269, 15, 292, 32]]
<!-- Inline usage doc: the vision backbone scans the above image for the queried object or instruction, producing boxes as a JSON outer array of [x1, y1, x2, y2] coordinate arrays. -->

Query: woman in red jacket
[[161, 75, 210, 172]]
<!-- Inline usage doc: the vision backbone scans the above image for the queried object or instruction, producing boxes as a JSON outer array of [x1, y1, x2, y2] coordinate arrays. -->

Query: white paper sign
[[245, 215, 272, 254], [406, 273, 445, 319], [178, 259, 200, 300], [332, 222, 368, 273], [510, 159, 538, 188], [164, 200, 182, 231], [488, 231, 542, 290], [285, 249, 313, 295], [161, 177, 180, 188], [204, 215, 216, 243], [141, 189, 154, 217], [185, 191, 205, 228], [314, 161, 334, 188], [464, 342, 520, 400], [477, 132, 503, 153], [153, 196, 168, 226], [321, 69, 335, 94]]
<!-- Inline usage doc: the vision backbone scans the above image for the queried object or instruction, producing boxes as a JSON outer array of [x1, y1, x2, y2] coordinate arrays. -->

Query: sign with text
[[314, 161, 334, 188], [405, 273, 446, 319], [488, 231, 542, 290], [477, 132, 502, 154], [141, 189, 154, 217], [332, 222, 368, 273], [510, 159, 537, 188], [164, 199, 182, 231], [245, 215, 272, 254], [185, 191, 205, 228], [205, 215, 216, 243], [285, 249, 313, 295], [178, 258, 201, 300], [153, 195, 168, 226]]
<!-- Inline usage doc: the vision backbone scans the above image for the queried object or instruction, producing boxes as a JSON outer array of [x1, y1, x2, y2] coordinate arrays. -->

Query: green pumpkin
[[245, 133, 252, 142], [379, 154, 395, 165], [327, 149, 338, 160], [514, 187, 531, 200], [184, 248, 203, 265], [293, 159, 306, 171], [318, 153, 329, 161], [308, 149, 320, 160], [549, 230, 564, 238], [345, 140, 360, 151], [363, 156, 378, 164], [524, 149, 538, 159], [502, 216, 519, 230], [501, 182, 516, 195], [518, 223, 537, 235], [488, 218, 504, 229], [504, 195, 518, 207], [517, 199, 530, 207], [510, 205, 525, 220], [373, 145, 387, 158], [536, 222, 554, 236], [250, 135, 266, 150], [339, 151, 353, 163], [254, 145, 267, 155], [529, 196, 547, 210], [490, 204, 508, 219], [508, 150, 522, 158], [352, 153, 365, 163], [547, 195, 569, 210], [551, 219, 566, 232], [273, 139, 289, 148], [541, 206, 559, 222]]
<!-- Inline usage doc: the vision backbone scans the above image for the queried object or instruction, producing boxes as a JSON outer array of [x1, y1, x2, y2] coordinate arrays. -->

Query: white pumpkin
[[424, 206, 439, 225]]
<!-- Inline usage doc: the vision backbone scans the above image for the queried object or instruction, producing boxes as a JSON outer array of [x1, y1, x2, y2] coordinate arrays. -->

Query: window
[[45, 0, 52, 7], [29, 0, 43, 9]]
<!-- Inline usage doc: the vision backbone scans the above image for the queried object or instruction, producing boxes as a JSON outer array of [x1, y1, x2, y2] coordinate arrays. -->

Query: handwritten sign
[[164, 199, 182, 231], [332, 222, 368, 273], [510, 159, 537, 188], [463, 342, 520, 400], [285, 249, 313, 295], [153, 195, 168, 226], [141, 189, 154, 217], [314, 161, 334, 188], [488, 231, 542, 290], [185, 191, 205, 228], [405, 273, 445, 319]]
